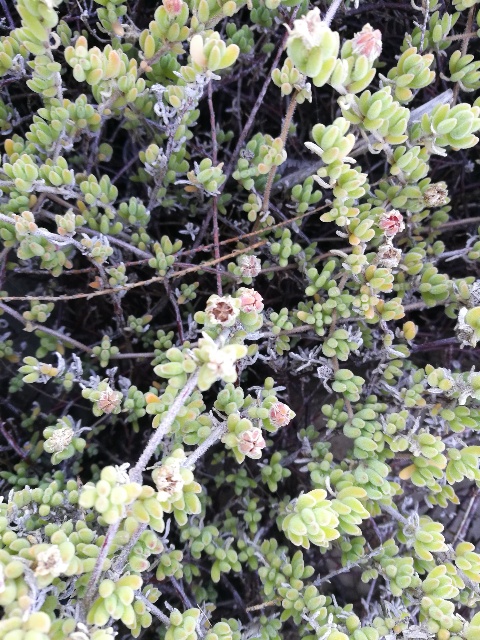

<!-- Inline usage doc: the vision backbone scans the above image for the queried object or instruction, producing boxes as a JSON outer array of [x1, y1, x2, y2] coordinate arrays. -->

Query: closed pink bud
[[98, 387, 122, 413], [163, 0, 183, 15], [378, 210, 405, 237], [351, 24, 382, 62], [268, 402, 294, 428], [239, 288, 264, 313], [238, 427, 266, 459]]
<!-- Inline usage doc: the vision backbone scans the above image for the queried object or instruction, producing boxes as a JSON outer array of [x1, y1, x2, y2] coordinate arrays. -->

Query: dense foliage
[[1, 0, 480, 638]]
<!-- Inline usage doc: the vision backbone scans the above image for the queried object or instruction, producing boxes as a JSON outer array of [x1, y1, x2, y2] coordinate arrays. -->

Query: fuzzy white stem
[[136, 592, 171, 626], [182, 423, 227, 469], [130, 372, 199, 483], [111, 523, 147, 577], [323, 0, 343, 27], [83, 520, 120, 615]]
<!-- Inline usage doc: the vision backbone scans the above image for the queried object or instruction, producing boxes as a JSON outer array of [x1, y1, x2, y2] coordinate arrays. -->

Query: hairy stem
[[324, 0, 344, 26], [182, 423, 227, 468], [0, 301, 94, 355], [83, 520, 120, 615], [130, 372, 199, 483], [260, 91, 299, 216], [136, 592, 171, 626]]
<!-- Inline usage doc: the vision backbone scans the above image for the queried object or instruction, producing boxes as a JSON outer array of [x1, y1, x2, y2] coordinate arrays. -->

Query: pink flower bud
[[238, 427, 266, 459], [269, 402, 294, 428], [351, 24, 382, 62], [378, 210, 405, 237], [163, 0, 183, 15], [239, 255, 261, 277], [98, 387, 122, 414], [238, 289, 264, 313]]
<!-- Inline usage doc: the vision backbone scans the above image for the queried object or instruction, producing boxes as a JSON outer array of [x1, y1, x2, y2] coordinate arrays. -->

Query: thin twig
[[136, 593, 170, 626], [323, 0, 344, 26], [111, 523, 147, 576], [0, 302, 94, 354], [0, 0, 16, 30], [164, 279, 184, 343], [314, 548, 383, 586], [207, 81, 222, 294], [452, 486, 480, 546], [0, 240, 268, 302], [223, 8, 299, 180], [41, 204, 153, 259], [182, 423, 227, 468], [110, 352, 156, 360], [261, 91, 299, 216], [0, 420, 27, 459], [129, 372, 199, 483], [381, 503, 409, 526], [171, 577, 194, 609], [83, 521, 120, 614], [418, 0, 430, 53]]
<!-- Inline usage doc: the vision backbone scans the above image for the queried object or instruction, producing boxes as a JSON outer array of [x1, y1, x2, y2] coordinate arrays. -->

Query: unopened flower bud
[[238, 427, 266, 459], [97, 386, 122, 414], [239, 255, 261, 277], [378, 210, 405, 237], [423, 183, 449, 207], [269, 402, 295, 428], [351, 24, 382, 62], [238, 288, 264, 313], [163, 0, 183, 15]]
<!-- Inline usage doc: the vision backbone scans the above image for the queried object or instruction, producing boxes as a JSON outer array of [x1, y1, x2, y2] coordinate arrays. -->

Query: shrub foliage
[[1, 0, 480, 638]]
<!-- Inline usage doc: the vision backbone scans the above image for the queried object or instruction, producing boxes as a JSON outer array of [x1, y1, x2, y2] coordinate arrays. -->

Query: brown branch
[[164, 279, 184, 343], [223, 7, 299, 180], [0, 420, 27, 459], [0, 240, 268, 302]]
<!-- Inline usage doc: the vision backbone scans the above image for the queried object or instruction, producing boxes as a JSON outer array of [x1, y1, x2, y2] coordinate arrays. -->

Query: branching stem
[[130, 372, 199, 483]]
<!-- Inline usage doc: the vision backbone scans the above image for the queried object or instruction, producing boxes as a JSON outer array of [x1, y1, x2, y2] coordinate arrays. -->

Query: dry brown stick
[[452, 486, 480, 546], [0, 240, 268, 302], [0, 419, 27, 459]]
